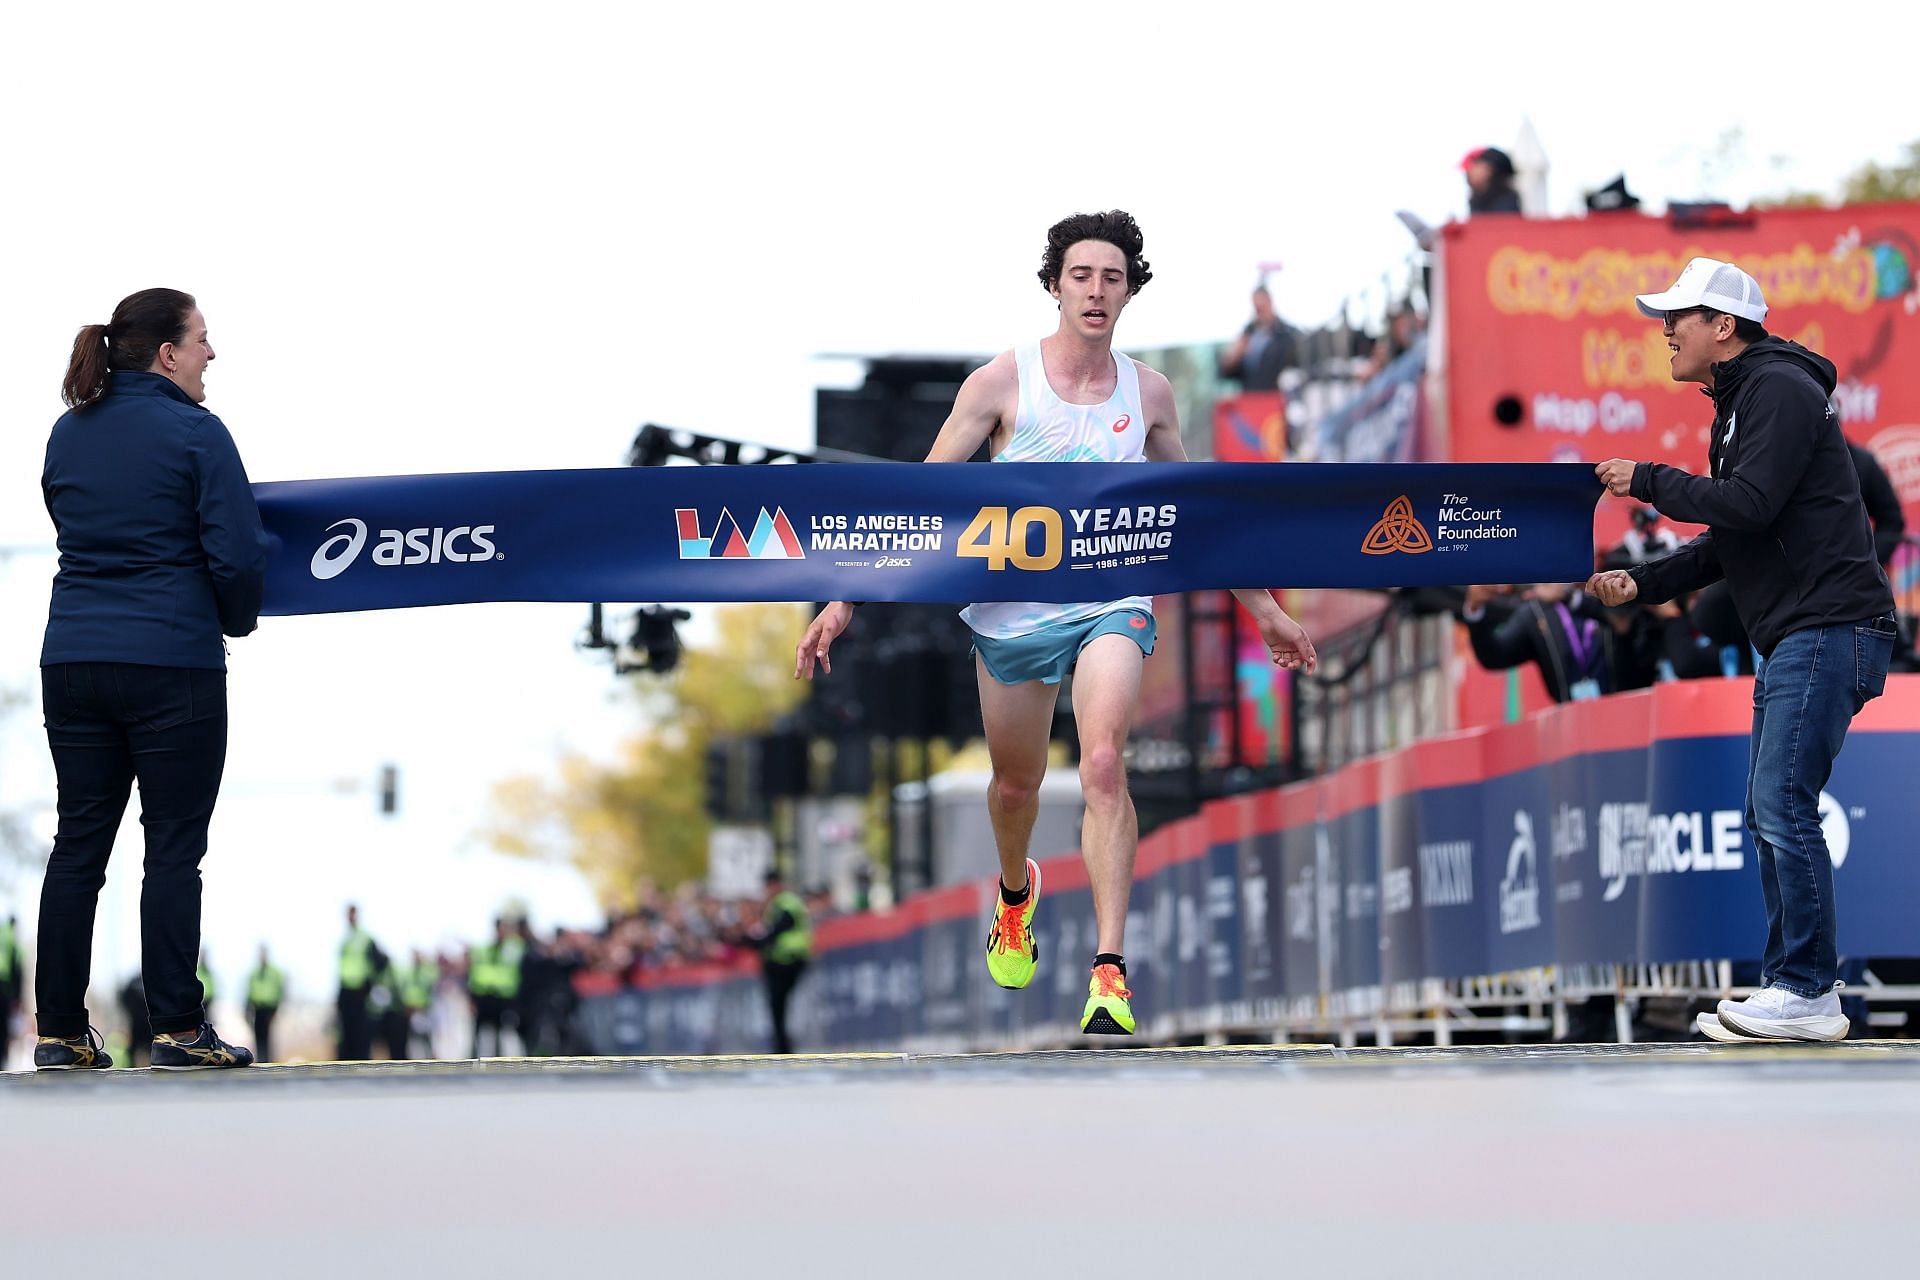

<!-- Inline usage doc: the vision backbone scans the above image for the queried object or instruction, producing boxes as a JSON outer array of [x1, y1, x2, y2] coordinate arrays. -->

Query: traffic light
[[378, 764, 399, 816], [705, 741, 733, 819]]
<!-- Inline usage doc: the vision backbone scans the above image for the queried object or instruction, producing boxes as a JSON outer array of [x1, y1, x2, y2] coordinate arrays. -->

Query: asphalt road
[[5, 1043, 1918, 1278]]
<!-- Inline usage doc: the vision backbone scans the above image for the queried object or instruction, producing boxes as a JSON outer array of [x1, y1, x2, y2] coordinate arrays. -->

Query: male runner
[[796, 210, 1316, 1035]]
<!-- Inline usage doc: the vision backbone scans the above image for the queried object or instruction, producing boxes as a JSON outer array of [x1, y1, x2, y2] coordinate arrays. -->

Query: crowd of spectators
[[1214, 139, 1915, 696], [1455, 439, 1913, 702], [568, 880, 840, 988], [1213, 147, 1489, 449]]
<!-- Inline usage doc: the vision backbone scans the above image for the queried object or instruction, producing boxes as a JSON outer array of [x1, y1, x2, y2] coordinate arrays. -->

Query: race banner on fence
[[1313, 336, 1426, 464], [1211, 390, 1288, 462], [254, 462, 1600, 615], [1440, 203, 1920, 545], [570, 679, 1920, 1055]]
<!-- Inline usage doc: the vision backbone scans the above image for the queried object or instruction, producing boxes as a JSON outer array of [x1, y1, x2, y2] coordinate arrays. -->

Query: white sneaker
[[1695, 1012, 1778, 1043], [1716, 985, 1849, 1042]]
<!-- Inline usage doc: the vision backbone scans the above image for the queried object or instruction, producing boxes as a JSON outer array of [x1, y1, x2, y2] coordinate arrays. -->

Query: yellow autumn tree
[[484, 602, 808, 908], [1844, 142, 1920, 203]]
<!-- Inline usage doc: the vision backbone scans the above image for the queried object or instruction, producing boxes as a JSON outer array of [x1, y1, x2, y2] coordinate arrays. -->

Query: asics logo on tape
[[309, 518, 499, 580], [311, 519, 368, 580]]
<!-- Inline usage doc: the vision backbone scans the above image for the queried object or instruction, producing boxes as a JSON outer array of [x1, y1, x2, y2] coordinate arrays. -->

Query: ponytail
[[61, 324, 113, 409], [60, 288, 196, 411]]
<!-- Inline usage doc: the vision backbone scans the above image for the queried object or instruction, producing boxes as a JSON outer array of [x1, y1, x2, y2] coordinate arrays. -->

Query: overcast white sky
[[2, 1, 1914, 1004]]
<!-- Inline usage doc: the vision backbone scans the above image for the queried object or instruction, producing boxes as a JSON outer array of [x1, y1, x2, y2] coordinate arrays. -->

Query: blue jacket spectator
[[41, 369, 268, 668], [32, 288, 263, 1072]]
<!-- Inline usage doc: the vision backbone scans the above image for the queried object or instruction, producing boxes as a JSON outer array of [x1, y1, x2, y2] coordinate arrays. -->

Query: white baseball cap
[[1634, 256, 1768, 324]]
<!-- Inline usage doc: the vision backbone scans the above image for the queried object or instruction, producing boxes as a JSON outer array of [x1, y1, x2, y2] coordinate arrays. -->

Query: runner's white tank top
[[959, 340, 1153, 639]]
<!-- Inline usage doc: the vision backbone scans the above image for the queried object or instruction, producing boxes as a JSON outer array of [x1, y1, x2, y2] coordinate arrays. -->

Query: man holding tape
[[797, 211, 1316, 1036], [1589, 257, 1896, 1042]]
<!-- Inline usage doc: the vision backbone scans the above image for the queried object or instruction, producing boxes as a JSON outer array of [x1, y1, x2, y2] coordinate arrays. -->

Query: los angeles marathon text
[[810, 514, 944, 553], [806, 505, 1180, 558]]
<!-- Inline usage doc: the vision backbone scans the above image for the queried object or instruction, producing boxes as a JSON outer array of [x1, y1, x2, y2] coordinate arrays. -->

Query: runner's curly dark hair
[[1037, 210, 1153, 296]]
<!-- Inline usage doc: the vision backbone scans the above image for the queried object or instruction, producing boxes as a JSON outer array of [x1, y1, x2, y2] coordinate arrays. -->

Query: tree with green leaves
[[1843, 141, 1920, 204], [486, 603, 807, 908]]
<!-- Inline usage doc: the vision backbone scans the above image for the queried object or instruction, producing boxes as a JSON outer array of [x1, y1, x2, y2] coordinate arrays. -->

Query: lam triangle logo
[[1361, 494, 1433, 556], [676, 507, 806, 560]]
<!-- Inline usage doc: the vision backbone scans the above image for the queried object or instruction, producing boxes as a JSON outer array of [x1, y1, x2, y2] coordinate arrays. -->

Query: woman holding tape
[[34, 289, 266, 1070]]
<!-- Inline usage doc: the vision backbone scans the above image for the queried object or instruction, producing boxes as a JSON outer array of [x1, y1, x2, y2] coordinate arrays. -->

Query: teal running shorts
[[970, 609, 1157, 686]]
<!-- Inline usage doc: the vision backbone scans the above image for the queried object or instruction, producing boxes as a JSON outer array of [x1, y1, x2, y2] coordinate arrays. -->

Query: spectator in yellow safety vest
[[337, 903, 380, 1060], [745, 869, 812, 1054], [468, 917, 525, 1058], [0, 914, 23, 1071], [400, 949, 441, 1059], [245, 945, 286, 1062], [371, 949, 410, 1061]]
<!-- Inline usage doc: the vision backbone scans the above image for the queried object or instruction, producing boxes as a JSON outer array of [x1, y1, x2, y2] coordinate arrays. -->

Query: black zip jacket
[[1848, 440, 1907, 566], [1626, 337, 1891, 657]]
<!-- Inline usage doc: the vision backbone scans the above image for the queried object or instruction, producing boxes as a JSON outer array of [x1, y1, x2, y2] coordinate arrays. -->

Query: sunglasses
[[1662, 306, 1716, 333]]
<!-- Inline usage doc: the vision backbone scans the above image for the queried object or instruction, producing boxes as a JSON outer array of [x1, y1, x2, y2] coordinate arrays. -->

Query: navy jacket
[[1627, 337, 1892, 657], [41, 371, 269, 670]]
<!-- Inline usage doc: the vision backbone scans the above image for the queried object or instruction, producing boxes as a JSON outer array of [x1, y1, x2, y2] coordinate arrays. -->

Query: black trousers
[[471, 993, 512, 1057], [338, 986, 373, 1060], [250, 1006, 277, 1062], [1, 985, 16, 1069], [764, 959, 807, 1055], [37, 663, 226, 1039], [380, 1008, 411, 1061]]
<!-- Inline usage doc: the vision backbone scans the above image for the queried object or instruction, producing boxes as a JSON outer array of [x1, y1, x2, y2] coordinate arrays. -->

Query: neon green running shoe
[[1080, 962, 1135, 1035], [985, 858, 1042, 989]]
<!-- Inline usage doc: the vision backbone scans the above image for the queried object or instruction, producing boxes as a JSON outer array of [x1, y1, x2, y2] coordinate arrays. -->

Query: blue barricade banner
[[253, 462, 1600, 614], [1168, 832, 1206, 1017], [1238, 807, 1285, 1001], [1377, 760, 1424, 987], [1279, 802, 1323, 1001], [570, 681, 1920, 1055], [1328, 766, 1382, 994], [1551, 745, 1645, 967], [1481, 738, 1556, 974], [1202, 820, 1243, 1012]]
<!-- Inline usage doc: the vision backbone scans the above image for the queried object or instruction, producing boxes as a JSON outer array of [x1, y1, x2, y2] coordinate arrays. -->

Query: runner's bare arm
[[1137, 361, 1317, 673], [1139, 362, 1187, 464], [922, 353, 1016, 462], [797, 355, 1017, 679]]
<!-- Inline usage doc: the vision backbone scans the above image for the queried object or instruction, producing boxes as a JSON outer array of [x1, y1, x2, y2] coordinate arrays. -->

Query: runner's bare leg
[[975, 654, 1060, 892], [1067, 633, 1145, 954]]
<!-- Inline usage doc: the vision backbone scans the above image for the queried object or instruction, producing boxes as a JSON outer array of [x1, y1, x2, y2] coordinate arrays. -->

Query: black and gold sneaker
[[151, 1023, 255, 1071], [34, 1027, 114, 1071]]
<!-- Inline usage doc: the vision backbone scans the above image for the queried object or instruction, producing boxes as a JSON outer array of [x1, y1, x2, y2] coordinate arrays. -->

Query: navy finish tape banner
[[253, 462, 1600, 615]]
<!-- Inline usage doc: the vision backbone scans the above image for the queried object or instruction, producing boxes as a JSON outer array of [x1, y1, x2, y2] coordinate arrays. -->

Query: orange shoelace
[[993, 899, 1028, 955], [1092, 963, 1131, 999]]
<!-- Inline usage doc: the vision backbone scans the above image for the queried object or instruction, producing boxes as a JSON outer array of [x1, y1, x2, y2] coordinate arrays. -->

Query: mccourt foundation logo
[[1361, 494, 1433, 555]]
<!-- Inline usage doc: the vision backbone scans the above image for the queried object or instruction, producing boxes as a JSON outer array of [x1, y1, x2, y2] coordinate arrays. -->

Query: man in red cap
[[1462, 146, 1521, 215]]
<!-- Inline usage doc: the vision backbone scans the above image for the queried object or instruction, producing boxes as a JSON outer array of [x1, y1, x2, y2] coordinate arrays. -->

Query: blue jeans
[[1747, 618, 1895, 996]]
